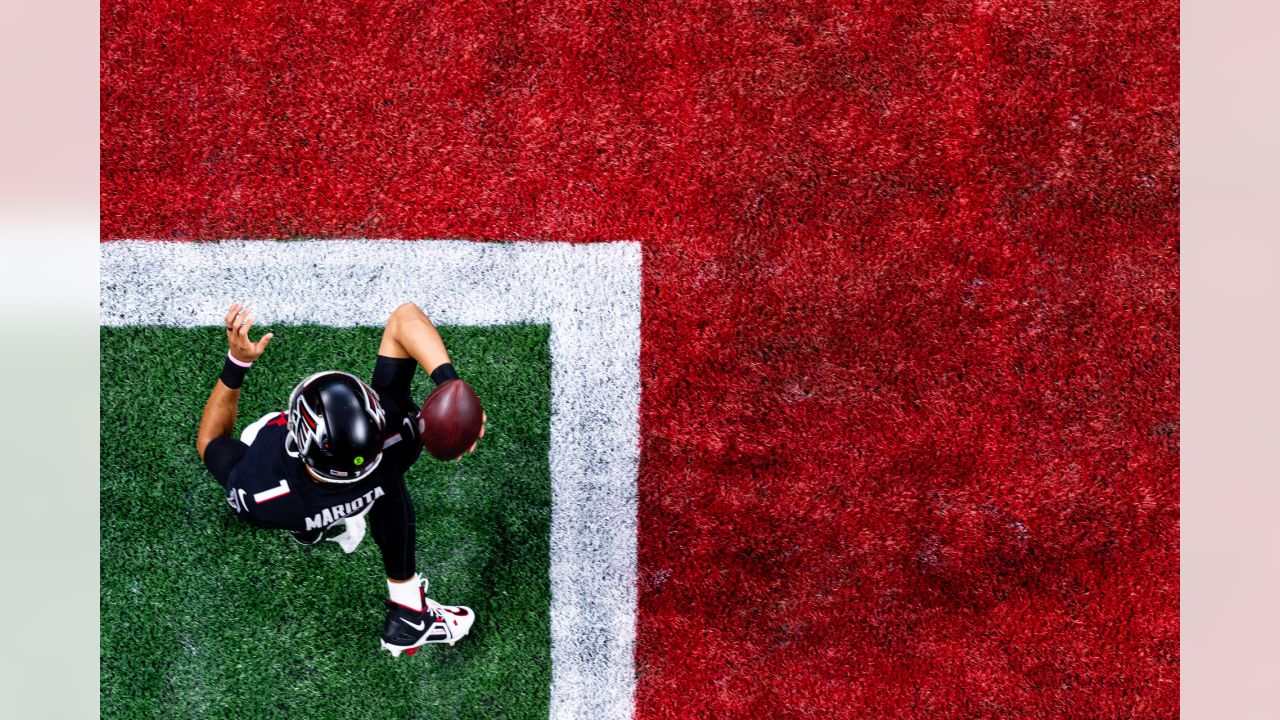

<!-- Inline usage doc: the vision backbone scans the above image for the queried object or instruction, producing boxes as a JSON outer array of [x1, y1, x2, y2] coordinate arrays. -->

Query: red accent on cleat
[[403, 647, 418, 657]]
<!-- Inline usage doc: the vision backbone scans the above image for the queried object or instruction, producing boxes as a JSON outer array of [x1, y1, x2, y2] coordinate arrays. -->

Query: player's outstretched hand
[[225, 302, 274, 364]]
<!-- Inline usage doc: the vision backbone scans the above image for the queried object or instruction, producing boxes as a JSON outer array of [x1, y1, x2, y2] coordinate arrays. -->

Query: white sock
[[388, 574, 423, 611]]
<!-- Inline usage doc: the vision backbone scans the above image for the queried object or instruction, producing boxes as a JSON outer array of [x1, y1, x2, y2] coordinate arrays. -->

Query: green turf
[[101, 324, 552, 720]]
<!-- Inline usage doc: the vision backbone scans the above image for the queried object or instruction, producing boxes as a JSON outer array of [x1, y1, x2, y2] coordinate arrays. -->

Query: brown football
[[419, 379, 484, 460]]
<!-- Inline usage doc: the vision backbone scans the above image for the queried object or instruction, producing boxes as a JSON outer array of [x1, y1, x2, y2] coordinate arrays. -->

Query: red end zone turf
[[102, 1, 1178, 717]]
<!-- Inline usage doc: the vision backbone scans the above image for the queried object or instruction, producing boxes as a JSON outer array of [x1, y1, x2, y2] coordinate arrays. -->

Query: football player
[[196, 301, 485, 656]]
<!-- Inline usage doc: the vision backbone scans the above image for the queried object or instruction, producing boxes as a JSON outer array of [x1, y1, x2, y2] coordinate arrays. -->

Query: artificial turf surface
[[101, 324, 552, 720], [103, 1, 1180, 716]]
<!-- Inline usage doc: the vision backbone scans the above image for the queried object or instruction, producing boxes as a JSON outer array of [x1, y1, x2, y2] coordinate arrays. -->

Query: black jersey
[[214, 409, 421, 531], [203, 356, 423, 578]]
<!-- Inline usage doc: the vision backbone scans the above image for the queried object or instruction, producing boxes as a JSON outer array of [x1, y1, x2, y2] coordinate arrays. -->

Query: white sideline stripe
[[100, 239, 641, 720]]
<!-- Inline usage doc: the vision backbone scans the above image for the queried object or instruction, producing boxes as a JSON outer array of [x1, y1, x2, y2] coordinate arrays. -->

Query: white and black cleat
[[380, 580, 475, 657]]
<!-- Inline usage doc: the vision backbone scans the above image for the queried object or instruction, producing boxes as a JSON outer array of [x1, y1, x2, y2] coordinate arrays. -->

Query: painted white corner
[[101, 239, 640, 720]]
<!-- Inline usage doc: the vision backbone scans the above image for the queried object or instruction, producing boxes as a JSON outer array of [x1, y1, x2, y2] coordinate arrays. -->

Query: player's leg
[[368, 483, 475, 655]]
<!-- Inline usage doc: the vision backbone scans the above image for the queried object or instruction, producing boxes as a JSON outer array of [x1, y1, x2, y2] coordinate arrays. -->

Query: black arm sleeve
[[371, 355, 417, 405], [369, 475, 416, 581], [203, 437, 248, 490]]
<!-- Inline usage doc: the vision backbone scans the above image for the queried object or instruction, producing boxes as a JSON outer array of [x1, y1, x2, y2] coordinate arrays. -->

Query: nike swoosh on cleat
[[400, 618, 426, 631]]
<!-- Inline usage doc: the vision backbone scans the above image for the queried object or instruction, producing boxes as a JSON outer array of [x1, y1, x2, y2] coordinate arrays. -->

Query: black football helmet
[[285, 371, 387, 483]]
